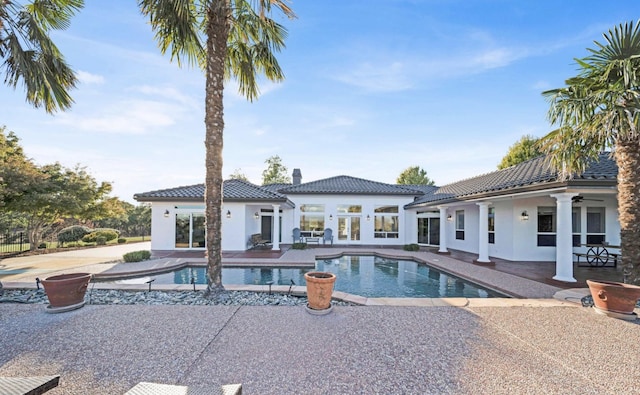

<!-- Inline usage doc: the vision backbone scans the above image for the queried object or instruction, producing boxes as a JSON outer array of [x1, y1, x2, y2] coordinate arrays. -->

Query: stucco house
[[134, 153, 618, 283]]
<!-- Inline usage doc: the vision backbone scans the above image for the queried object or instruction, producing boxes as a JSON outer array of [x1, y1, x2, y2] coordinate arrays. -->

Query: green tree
[[539, 21, 640, 284], [0, 126, 40, 209], [396, 166, 435, 185], [1, 0, 83, 113], [261, 155, 290, 185], [140, 0, 296, 293], [229, 168, 249, 181], [497, 135, 543, 169], [7, 163, 115, 250]]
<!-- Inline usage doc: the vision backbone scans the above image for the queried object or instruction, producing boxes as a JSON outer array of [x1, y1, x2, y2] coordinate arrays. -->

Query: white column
[[438, 206, 448, 253], [476, 202, 491, 263], [550, 193, 578, 282], [272, 204, 281, 250]]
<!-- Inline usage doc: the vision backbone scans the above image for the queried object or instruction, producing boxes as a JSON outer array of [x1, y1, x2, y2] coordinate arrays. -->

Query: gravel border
[[0, 288, 355, 306]]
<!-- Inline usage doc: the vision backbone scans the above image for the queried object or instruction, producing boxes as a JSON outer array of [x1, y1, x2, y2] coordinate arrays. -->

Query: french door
[[338, 216, 361, 242], [175, 212, 205, 249], [418, 217, 440, 245]]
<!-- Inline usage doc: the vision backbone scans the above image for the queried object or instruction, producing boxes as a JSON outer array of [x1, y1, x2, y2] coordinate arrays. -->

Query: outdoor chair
[[292, 228, 302, 243], [323, 228, 334, 245]]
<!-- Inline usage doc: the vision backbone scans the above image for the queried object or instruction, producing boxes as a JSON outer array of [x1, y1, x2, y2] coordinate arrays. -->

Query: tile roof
[[278, 175, 423, 195], [406, 153, 617, 207], [134, 179, 289, 202]]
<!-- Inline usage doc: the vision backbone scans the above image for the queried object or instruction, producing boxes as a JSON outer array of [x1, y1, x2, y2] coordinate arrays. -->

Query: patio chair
[[323, 228, 334, 245], [292, 228, 302, 243]]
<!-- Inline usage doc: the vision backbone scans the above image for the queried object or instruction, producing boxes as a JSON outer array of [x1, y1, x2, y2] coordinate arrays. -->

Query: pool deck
[[2, 244, 639, 393]]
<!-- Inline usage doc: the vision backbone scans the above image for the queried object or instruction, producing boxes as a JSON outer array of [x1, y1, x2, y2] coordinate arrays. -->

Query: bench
[[249, 233, 271, 249], [573, 252, 620, 267], [304, 237, 320, 244]]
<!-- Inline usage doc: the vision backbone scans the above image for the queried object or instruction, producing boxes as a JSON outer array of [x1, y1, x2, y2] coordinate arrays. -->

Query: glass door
[[338, 216, 360, 242], [175, 212, 206, 249], [417, 217, 440, 245]]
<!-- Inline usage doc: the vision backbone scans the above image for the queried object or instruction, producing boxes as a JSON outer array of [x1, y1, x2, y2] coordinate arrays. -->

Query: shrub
[[117, 238, 127, 244], [96, 236, 107, 245], [403, 243, 420, 251], [123, 250, 151, 262], [38, 242, 47, 249], [292, 242, 307, 250], [82, 229, 119, 243], [57, 225, 91, 245]]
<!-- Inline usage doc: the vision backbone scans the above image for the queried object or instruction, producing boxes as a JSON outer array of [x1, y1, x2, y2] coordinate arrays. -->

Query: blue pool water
[[109, 255, 505, 298]]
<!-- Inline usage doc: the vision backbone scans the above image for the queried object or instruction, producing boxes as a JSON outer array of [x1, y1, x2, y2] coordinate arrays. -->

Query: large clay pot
[[304, 271, 336, 310], [41, 273, 92, 309], [587, 279, 640, 316]]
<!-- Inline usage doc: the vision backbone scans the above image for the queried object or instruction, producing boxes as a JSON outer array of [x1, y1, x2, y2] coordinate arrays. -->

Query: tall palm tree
[[1, 0, 83, 113], [139, 0, 295, 293], [540, 21, 640, 284]]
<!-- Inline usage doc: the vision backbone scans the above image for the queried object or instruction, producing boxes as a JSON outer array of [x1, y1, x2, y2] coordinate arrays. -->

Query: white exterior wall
[[148, 192, 619, 257], [446, 203, 480, 253], [289, 194, 415, 245], [414, 195, 619, 262]]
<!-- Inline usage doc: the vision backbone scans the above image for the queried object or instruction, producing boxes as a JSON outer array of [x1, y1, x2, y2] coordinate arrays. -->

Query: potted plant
[[304, 271, 336, 314], [586, 279, 640, 320], [41, 273, 92, 313]]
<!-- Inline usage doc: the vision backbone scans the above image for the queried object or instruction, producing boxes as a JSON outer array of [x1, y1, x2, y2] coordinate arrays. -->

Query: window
[[572, 208, 581, 246], [455, 210, 464, 240], [537, 207, 556, 246], [488, 207, 495, 244], [374, 205, 399, 238], [587, 207, 606, 244], [337, 205, 361, 213], [300, 204, 325, 237]]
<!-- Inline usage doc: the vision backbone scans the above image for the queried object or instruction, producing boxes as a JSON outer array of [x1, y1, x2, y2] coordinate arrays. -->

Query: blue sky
[[1, 1, 637, 203]]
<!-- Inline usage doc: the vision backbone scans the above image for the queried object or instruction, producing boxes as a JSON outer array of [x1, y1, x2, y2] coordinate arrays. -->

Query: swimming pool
[[106, 255, 505, 298]]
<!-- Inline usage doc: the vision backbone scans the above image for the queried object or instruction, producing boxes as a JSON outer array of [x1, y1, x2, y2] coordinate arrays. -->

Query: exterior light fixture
[[226, 210, 231, 219], [447, 215, 453, 222], [521, 210, 529, 221], [366, 214, 371, 221], [329, 214, 333, 221], [254, 212, 259, 220], [163, 209, 170, 218]]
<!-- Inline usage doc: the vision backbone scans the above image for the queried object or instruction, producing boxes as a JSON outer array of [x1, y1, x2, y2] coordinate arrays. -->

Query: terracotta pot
[[41, 273, 92, 308], [586, 279, 640, 315], [304, 271, 336, 310]]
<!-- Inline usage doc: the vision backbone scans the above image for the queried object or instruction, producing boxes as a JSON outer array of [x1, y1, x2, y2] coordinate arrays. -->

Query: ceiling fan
[[572, 195, 604, 203]]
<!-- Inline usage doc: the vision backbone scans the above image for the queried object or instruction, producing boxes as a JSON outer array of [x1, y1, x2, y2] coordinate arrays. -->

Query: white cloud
[[334, 61, 413, 92], [77, 70, 105, 85], [54, 100, 178, 134]]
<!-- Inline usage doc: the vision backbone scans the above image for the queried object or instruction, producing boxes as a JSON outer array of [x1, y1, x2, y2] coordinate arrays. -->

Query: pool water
[[108, 255, 504, 298]]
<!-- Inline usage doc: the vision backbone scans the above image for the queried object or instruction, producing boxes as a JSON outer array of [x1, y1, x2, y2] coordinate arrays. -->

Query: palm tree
[[1, 0, 83, 113], [540, 21, 640, 284], [139, 0, 295, 293]]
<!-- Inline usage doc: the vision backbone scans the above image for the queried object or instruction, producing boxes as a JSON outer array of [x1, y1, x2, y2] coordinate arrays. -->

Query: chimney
[[292, 168, 302, 185]]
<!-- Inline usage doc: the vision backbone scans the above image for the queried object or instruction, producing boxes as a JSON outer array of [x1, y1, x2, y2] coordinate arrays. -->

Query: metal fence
[[0, 231, 29, 254]]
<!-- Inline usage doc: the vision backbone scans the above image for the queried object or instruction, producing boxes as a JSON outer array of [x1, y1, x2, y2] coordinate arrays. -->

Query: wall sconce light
[[521, 210, 529, 221], [366, 214, 371, 221], [226, 210, 231, 219], [447, 214, 453, 222], [254, 212, 259, 220], [164, 209, 170, 218], [329, 214, 333, 221]]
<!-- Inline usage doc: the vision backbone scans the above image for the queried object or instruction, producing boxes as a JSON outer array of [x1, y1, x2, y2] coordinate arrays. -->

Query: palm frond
[[138, 0, 204, 68]]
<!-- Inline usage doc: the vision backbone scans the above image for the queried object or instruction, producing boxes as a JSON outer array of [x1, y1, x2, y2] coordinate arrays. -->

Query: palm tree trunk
[[615, 137, 640, 285], [204, 1, 230, 294]]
